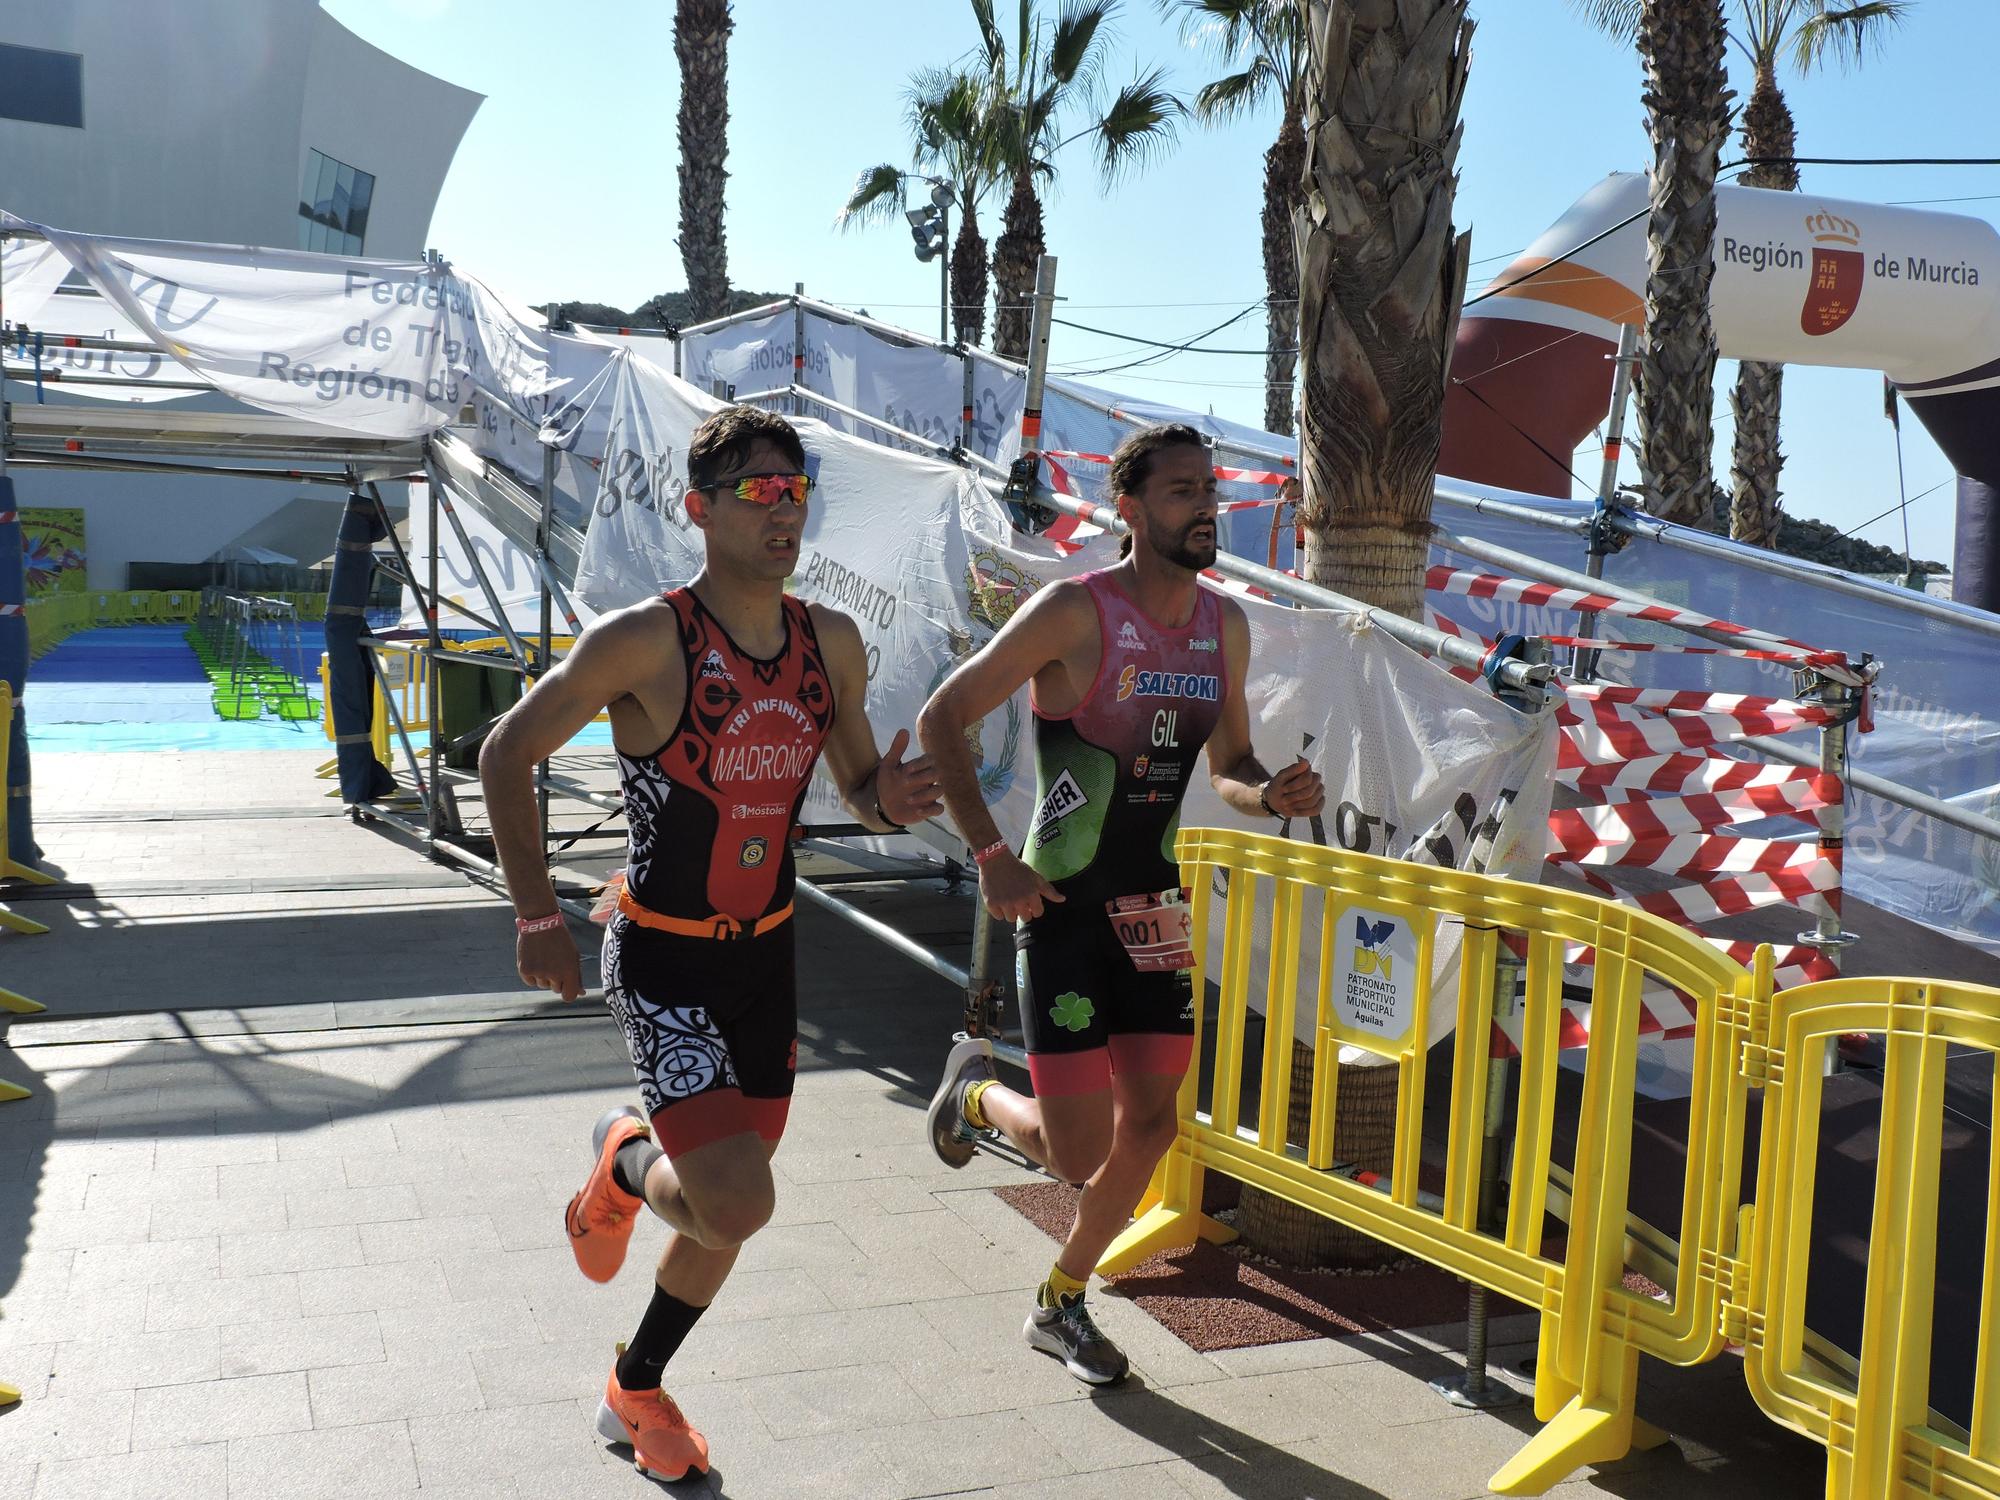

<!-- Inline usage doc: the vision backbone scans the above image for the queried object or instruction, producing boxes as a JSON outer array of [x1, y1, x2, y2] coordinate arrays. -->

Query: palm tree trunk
[[1262, 98, 1306, 436], [950, 202, 989, 349], [1727, 65, 1800, 549], [1635, 0, 1732, 525], [1296, 0, 1473, 619], [991, 167, 1044, 363], [1238, 0, 1473, 1271], [1728, 360, 1786, 546], [674, 0, 734, 323]]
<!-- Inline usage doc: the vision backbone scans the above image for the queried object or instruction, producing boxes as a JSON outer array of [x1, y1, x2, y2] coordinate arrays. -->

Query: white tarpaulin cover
[[15, 212, 556, 439]]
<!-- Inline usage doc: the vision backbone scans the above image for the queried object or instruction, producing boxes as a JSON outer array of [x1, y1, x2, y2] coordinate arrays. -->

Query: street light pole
[[938, 195, 950, 344]]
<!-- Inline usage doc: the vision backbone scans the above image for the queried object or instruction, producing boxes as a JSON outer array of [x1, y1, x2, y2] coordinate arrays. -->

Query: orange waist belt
[[615, 887, 793, 942]]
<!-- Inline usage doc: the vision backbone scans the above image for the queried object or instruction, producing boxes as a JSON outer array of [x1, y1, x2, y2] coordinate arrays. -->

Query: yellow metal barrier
[[1101, 829, 1753, 1491], [1735, 977, 2000, 1500], [25, 592, 91, 659], [1099, 828, 2000, 1499]]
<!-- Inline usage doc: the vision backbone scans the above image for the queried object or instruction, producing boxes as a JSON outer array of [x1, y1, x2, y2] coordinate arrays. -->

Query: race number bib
[[1106, 888, 1194, 973]]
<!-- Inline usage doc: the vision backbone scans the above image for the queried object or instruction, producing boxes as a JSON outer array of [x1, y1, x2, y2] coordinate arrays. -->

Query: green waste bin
[[431, 652, 524, 769]]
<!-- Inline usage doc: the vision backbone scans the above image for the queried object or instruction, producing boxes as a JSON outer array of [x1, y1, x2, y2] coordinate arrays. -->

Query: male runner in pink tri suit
[[918, 423, 1323, 1383]]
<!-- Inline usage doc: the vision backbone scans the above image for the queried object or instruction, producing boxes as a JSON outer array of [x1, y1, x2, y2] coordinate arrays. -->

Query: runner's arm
[[1205, 598, 1324, 821], [809, 605, 942, 833], [479, 608, 665, 926]]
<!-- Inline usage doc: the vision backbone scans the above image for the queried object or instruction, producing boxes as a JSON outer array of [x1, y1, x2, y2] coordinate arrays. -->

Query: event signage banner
[[20, 509, 85, 596], [22, 216, 558, 439]]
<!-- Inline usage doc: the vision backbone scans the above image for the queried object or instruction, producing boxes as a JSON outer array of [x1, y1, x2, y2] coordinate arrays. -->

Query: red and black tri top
[[616, 588, 835, 927]]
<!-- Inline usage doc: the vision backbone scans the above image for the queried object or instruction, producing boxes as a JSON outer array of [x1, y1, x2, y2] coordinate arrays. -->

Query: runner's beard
[[1152, 524, 1217, 572]]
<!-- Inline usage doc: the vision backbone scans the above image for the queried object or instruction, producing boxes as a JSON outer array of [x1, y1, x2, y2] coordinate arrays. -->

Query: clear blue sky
[[327, 0, 2000, 565]]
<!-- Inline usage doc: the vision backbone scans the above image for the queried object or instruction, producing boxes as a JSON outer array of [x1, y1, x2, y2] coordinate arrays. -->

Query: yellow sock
[[1039, 1262, 1089, 1309], [964, 1078, 998, 1130]]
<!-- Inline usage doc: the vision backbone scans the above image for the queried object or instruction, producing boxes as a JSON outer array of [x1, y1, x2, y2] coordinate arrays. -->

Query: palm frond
[[1166, 1, 1307, 111], [1793, 0, 1913, 73], [987, 96, 1038, 175], [835, 164, 908, 230], [1564, 0, 1644, 41], [913, 68, 1003, 209], [1737, 0, 1799, 67], [1194, 59, 1277, 122], [1158, 0, 1259, 55], [1091, 67, 1185, 187], [970, 0, 1006, 70], [1049, 0, 1119, 89]]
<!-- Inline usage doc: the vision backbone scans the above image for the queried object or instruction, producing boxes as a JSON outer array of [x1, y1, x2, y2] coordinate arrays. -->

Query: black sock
[[617, 1287, 708, 1390], [612, 1137, 662, 1199]]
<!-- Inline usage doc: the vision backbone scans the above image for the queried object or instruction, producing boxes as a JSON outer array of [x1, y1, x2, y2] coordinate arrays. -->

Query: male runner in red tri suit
[[918, 423, 1322, 1384], [481, 406, 940, 1481]]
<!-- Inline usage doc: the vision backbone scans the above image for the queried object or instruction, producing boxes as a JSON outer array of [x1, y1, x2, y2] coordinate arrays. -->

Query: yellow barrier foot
[[1098, 1204, 1199, 1276], [0, 908, 50, 937], [0, 987, 45, 1015], [1488, 1395, 1650, 1495], [0, 1380, 18, 1407], [2, 858, 57, 886], [1095, 1204, 1235, 1278], [1630, 1416, 1670, 1451], [0, 1082, 30, 1103], [1196, 1214, 1238, 1248]]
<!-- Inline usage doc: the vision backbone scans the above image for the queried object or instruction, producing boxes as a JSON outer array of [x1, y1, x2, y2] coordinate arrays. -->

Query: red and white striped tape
[[1429, 564, 1814, 650], [1557, 749, 1832, 803], [1424, 591, 1848, 1056]]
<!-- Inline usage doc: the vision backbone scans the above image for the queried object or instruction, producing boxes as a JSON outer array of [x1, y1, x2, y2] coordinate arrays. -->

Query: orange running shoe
[[565, 1105, 648, 1284], [594, 1349, 710, 1481]]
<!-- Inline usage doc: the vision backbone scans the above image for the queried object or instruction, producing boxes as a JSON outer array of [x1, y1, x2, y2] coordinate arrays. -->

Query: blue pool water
[[25, 624, 611, 754]]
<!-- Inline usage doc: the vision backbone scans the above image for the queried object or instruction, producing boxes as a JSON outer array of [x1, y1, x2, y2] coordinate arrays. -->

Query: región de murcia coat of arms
[[1802, 210, 1864, 336]]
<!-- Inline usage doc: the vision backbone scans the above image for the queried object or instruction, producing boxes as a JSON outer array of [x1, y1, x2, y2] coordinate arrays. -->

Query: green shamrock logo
[[1050, 991, 1095, 1032]]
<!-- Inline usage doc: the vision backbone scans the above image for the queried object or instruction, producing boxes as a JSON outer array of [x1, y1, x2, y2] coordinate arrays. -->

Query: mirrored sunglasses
[[722, 472, 814, 507]]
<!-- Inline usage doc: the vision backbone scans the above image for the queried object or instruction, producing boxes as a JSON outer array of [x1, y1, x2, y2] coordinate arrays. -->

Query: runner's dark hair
[[688, 405, 807, 490], [1108, 422, 1207, 558]]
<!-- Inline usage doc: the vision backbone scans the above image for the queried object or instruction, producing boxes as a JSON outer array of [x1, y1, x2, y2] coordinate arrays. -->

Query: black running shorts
[[1015, 905, 1194, 1097], [601, 914, 797, 1157]]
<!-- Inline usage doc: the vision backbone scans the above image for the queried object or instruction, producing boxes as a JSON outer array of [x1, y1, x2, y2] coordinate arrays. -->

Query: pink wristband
[[971, 840, 1011, 867], [515, 912, 564, 934]]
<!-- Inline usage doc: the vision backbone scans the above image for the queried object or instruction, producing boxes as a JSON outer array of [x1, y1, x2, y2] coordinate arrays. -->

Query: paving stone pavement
[[0, 748, 1831, 1498]]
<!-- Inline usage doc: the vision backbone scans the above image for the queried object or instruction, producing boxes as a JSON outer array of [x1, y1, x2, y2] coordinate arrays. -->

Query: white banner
[[25, 218, 559, 438], [1, 230, 73, 332]]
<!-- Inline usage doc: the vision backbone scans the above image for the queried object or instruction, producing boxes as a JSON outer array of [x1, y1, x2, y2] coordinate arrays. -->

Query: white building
[[2, 0, 481, 587]]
